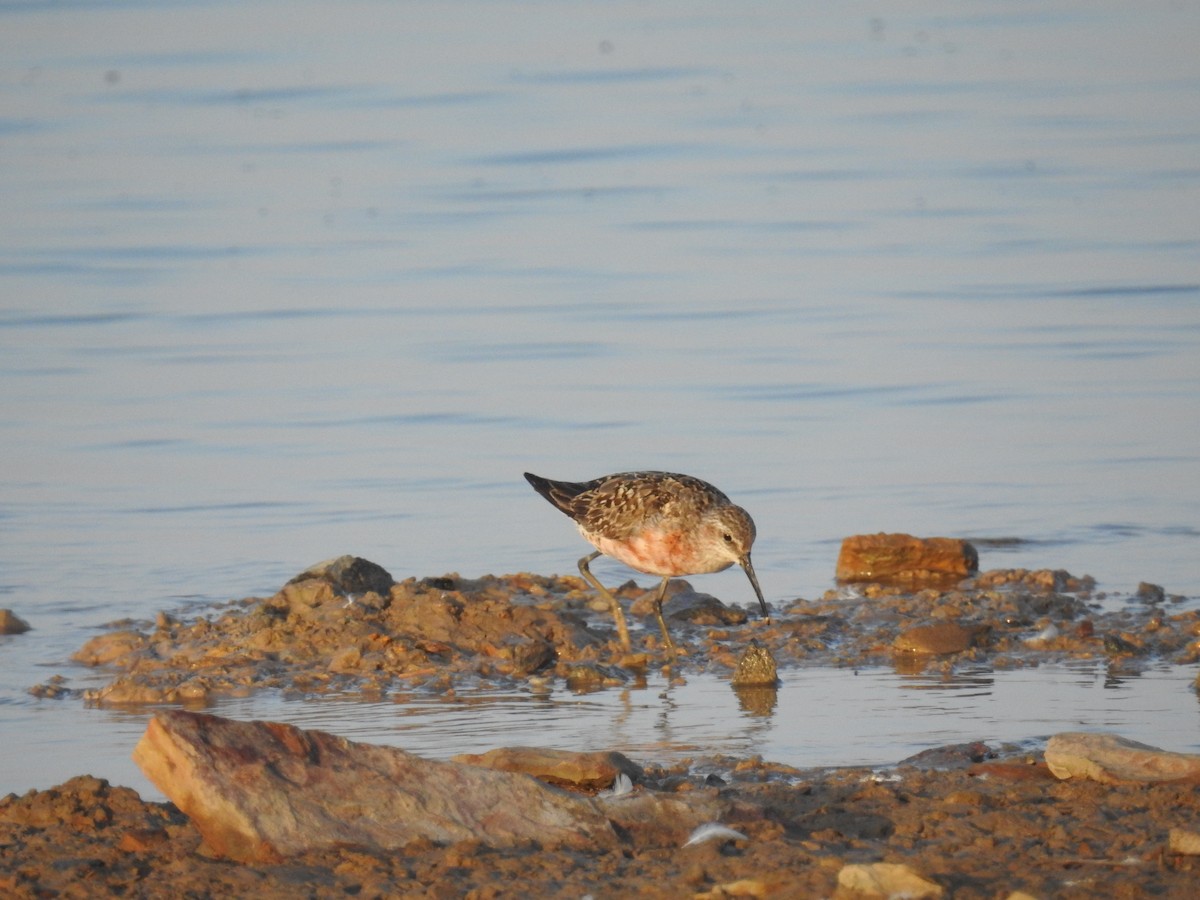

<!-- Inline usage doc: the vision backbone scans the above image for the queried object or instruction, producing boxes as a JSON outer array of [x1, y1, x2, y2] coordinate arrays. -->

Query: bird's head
[[700, 504, 769, 620]]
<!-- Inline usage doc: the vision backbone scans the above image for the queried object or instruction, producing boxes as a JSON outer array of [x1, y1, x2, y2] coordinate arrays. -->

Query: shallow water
[[5, 661, 1198, 803], [2, 1, 1199, 797]]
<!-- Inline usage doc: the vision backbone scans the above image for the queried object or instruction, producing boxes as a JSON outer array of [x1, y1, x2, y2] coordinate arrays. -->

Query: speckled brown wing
[[571, 471, 730, 541], [524, 472, 603, 519]]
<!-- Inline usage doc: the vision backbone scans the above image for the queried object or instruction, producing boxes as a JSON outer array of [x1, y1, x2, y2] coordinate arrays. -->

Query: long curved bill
[[740, 554, 771, 621]]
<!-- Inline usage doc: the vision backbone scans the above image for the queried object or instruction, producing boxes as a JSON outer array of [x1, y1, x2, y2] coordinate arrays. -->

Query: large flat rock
[[133, 710, 619, 862], [1045, 732, 1200, 784]]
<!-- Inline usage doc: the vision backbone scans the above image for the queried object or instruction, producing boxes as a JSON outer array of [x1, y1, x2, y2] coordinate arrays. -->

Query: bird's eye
[[722, 533, 734, 543]]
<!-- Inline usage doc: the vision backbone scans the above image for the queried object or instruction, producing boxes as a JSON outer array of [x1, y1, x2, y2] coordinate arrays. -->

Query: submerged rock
[[893, 622, 991, 655], [563, 662, 632, 692], [27, 675, 74, 700], [0, 609, 31, 635], [1135, 581, 1167, 604]]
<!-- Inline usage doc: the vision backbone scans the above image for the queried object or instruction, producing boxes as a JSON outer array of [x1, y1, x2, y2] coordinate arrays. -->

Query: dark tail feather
[[524, 472, 590, 517], [523, 471, 553, 500]]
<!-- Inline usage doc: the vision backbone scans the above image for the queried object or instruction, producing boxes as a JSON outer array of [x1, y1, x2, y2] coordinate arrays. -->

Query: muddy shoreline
[[5, 557, 1200, 897], [5, 746, 1200, 897]]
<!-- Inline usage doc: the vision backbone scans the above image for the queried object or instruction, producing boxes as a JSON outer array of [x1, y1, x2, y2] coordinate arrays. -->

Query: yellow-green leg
[[651, 576, 675, 651], [577, 551, 632, 652]]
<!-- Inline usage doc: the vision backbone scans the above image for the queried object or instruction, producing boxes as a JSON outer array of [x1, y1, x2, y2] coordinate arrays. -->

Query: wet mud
[[54, 561, 1200, 706], [5, 752, 1200, 897]]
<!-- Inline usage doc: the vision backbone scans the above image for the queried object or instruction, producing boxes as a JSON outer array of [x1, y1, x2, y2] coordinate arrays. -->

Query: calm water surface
[[2, 1, 1199, 798]]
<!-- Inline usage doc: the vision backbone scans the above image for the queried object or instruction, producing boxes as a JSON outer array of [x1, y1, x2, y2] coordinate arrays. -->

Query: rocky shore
[[3, 537, 1200, 897]]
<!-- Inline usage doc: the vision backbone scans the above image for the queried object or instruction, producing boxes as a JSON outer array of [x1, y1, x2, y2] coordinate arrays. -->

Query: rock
[[836, 861, 944, 898], [118, 828, 170, 852], [653, 588, 748, 626], [84, 676, 178, 705], [1102, 633, 1144, 656], [490, 634, 556, 676], [1045, 732, 1200, 784], [1169, 827, 1200, 855], [133, 710, 618, 862], [1136, 582, 1166, 604], [836, 533, 978, 585], [893, 622, 990, 655], [970, 568, 1094, 593], [286, 555, 395, 597], [131, 710, 730, 866], [563, 663, 629, 692], [731, 640, 779, 687], [900, 741, 994, 769], [274, 577, 339, 618], [0, 609, 31, 635], [28, 675, 73, 700], [1166, 830, 1200, 854], [72, 631, 149, 667], [452, 747, 643, 792], [695, 879, 771, 899], [0, 775, 160, 833]]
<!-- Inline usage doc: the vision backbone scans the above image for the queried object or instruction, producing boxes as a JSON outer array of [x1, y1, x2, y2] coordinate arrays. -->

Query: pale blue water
[[2, 1, 1198, 799]]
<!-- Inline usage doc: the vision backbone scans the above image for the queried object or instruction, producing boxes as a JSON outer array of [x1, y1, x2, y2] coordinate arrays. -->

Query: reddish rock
[[133, 710, 618, 862], [836, 533, 978, 585], [132, 710, 731, 866], [1045, 732, 1200, 784]]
